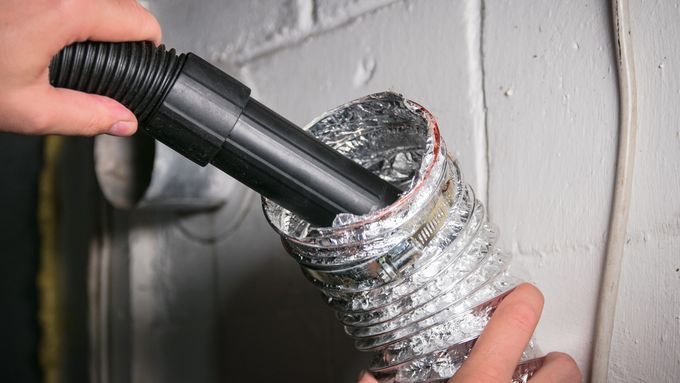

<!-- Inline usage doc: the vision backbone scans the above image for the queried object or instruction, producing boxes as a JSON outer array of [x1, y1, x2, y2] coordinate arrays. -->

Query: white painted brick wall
[[482, 0, 618, 374], [610, 1, 680, 380], [139, 0, 680, 381]]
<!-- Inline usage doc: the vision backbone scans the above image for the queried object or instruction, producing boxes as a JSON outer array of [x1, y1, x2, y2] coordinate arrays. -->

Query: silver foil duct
[[263, 93, 543, 382]]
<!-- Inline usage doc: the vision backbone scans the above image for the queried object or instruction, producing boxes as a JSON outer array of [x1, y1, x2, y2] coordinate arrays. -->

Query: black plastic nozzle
[[49, 41, 401, 226]]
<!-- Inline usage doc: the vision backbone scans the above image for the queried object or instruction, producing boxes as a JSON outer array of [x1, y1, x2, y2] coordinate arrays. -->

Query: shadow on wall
[[118, 200, 370, 383], [84, 132, 370, 383], [216, 231, 370, 382]]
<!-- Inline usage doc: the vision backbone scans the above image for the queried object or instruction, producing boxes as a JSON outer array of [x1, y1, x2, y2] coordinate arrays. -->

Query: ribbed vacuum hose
[[48, 42, 402, 226], [49, 41, 185, 123]]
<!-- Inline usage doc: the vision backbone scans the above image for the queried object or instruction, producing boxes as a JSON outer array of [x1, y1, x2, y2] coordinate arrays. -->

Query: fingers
[[451, 283, 544, 383], [44, 0, 158, 135], [32, 86, 137, 136], [0, 0, 158, 136], [87, 0, 162, 44], [63, 0, 162, 45], [530, 353, 582, 383]]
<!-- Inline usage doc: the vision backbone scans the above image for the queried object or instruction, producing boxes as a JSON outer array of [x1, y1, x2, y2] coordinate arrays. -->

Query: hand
[[0, 0, 161, 136], [358, 284, 581, 383]]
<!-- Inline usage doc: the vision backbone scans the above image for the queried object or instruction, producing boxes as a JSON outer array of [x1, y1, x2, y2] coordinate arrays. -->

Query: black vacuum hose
[[50, 41, 183, 123], [49, 41, 401, 226]]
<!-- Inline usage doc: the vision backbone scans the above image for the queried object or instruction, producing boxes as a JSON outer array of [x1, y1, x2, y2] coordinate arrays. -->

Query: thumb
[[37, 86, 137, 136]]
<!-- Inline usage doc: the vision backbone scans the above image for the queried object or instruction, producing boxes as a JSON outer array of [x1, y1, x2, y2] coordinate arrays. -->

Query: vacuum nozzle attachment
[[49, 41, 401, 226]]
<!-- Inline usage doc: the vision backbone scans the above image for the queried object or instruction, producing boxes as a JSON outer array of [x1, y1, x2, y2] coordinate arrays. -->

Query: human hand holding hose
[[0, 3, 581, 381], [358, 284, 582, 383], [0, 0, 161, 136]]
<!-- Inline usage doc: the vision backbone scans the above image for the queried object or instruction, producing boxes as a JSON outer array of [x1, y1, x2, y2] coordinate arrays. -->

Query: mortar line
[[311, 0, 318, 25], [480, 0, 491, 218], [233, 0, 407, 66]]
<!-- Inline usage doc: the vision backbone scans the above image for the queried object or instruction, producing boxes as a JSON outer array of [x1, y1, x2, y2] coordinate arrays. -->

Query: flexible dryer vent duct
[[51, 42, 544, 382], [264, 93, 545, 383]]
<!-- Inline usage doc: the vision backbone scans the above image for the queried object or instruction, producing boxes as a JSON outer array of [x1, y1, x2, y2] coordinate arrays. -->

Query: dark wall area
[[0, 133, 43, 383]]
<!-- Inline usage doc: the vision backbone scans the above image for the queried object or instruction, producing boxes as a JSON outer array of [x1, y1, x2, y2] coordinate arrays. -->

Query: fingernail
[[108, 121, 136, 136]]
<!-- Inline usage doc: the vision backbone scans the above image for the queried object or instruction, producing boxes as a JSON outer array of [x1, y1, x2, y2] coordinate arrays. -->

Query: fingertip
[[498, 285, 544, 335], [108, 120, 138, 137], [532, 352, 582, 383], [457, 283, 546, 382], [545, 351, 578, 364], [78, 0, 163, 45], [135, 1, 163, 44], [545, 352, 581, 375], [145, 13, 163, 45], [512, 283, 545, 311], [100, 99, 138, 136]]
